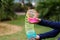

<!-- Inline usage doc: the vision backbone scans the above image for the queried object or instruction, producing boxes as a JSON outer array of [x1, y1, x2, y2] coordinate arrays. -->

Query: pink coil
[[28, 18, 38, 23]]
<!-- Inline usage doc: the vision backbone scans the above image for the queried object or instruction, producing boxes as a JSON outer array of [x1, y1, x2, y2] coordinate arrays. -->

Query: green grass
[[0, 15, 60, 40]]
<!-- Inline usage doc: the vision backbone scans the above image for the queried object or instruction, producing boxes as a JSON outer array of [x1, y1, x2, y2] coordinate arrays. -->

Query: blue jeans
[[58, 38, 60, 40]]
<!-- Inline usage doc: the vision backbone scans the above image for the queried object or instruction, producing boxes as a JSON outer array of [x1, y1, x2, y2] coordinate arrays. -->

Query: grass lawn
[[0, 15, 60, 40]]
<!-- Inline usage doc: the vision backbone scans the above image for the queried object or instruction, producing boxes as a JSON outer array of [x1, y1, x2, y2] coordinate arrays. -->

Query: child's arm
[[37, 19, 60, 30], [38, 29, 60, 40]]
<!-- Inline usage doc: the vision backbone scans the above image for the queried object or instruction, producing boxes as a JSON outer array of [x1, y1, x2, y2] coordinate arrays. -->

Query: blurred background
[[0, 0, 60, 40]]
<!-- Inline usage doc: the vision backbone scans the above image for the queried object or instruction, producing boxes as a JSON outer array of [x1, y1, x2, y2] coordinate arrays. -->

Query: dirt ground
[[0, 23, 22, 36]]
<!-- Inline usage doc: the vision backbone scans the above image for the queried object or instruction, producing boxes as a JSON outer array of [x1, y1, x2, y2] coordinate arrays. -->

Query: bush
[[14, 2, 33, 12], [0, 0, 17, 21], [36, 0, 60, 21], [14, 3, 27, 12]]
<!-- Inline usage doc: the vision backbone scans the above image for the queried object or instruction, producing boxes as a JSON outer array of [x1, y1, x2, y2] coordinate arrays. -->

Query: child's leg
[[58, 38, 60, 40]]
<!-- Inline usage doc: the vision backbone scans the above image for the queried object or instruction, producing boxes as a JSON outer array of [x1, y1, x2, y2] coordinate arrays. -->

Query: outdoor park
[[0, 0, 60, 40]]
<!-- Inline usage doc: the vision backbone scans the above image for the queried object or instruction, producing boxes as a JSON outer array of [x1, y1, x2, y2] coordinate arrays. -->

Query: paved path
[[16, 12, 25, 15]]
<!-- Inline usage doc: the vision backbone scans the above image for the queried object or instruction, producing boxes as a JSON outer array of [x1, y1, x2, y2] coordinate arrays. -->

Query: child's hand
[[35, 35, 40, 40]]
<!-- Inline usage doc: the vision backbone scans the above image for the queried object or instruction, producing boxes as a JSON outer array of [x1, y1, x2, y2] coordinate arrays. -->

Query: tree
[[36, 0, 60, 21], [0, 0, 17, 21]]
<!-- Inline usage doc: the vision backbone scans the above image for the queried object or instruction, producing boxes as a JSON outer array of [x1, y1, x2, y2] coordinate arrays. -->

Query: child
[[26, 3, 60, 40]]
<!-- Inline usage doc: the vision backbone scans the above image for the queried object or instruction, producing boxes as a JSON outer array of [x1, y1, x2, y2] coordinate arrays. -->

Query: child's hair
[[26, 3, 34, 9]]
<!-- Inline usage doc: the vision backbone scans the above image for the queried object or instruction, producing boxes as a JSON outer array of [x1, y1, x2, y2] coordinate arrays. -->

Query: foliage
[[14, 3, 26, 12], [0, 0, 17, 21], [36, 0, 60, 21], [24, 2, 34, 12]]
